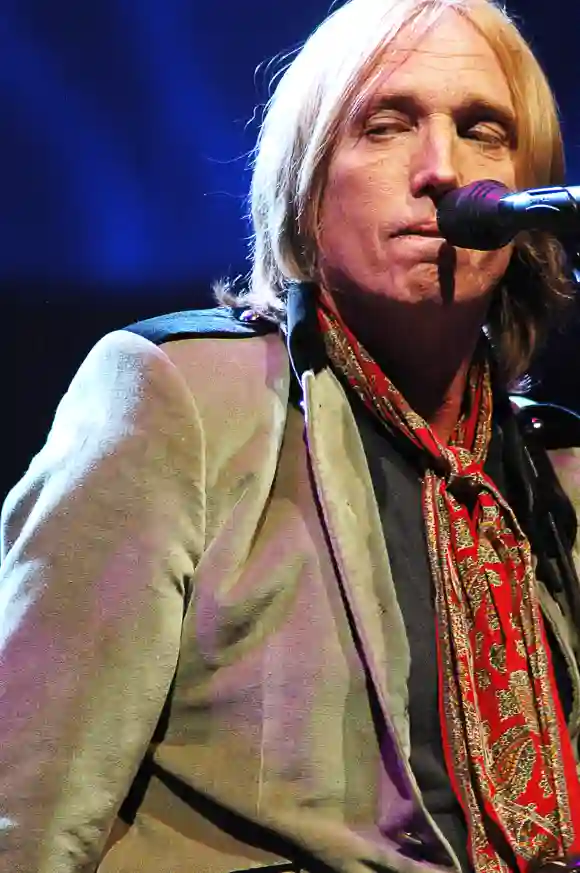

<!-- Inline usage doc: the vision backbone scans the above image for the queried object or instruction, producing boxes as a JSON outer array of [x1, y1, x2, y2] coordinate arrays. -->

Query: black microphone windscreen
[[437, 180, 513, 250]]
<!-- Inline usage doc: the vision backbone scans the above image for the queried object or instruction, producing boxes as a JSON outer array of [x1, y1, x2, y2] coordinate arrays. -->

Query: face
[[317, 10, 518, 313]]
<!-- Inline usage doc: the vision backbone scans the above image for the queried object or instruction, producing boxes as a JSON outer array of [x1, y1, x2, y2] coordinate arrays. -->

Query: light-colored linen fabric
[[1, 328, 579, 873]]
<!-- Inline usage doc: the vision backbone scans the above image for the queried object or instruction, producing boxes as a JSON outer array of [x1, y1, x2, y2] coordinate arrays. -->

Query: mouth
[[395, 225, 445, 238], [390, 226, 456, 266]]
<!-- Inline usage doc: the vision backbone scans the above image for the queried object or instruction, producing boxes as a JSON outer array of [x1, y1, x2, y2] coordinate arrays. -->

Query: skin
[[317, 10, 518, 443]]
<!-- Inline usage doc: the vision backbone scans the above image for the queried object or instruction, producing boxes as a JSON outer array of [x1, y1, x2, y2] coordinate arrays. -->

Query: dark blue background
[[1, 0, 579, 499]]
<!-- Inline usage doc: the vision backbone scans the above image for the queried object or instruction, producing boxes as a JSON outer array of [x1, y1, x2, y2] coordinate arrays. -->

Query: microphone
[[437, 180, 580, 250]]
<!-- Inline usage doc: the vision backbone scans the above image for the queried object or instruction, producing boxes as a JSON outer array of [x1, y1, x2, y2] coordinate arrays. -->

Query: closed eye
[[461, 123, 512, 148], [364, 113, 413, 137]]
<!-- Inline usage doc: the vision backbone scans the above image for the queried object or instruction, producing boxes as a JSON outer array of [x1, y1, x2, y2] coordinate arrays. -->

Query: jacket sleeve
[[0, 330, 206, 873]]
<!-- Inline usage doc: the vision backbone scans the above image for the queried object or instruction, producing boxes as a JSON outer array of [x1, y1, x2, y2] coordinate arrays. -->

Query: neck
[[320, 286, 488, 444], [389, 356, 474, 444]]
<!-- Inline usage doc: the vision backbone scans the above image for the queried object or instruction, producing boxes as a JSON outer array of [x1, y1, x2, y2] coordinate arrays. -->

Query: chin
[[372, 266, 448, 304]]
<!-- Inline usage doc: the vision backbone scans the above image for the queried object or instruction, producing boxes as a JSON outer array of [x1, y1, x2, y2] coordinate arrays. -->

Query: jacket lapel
[[285, 283, 412, 756]]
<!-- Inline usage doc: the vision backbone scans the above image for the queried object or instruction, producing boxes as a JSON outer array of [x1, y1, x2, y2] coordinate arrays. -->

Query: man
[[1, 0, 579, 871]]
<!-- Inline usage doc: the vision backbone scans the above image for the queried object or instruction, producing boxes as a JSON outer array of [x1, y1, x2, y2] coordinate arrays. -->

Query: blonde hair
[[217, 0, 571, 381]]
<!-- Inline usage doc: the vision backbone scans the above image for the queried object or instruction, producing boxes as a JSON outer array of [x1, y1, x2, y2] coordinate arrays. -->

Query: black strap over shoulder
[[124, 305, 278, 347], [505, 397, 580, 628], [515, 401, 580, 451]]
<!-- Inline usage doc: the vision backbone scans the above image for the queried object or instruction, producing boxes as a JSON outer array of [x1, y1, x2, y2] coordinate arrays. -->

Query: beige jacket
[[1, 303, 580, 873]]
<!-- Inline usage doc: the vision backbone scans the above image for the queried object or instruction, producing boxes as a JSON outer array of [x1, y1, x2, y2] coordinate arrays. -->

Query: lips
[[396, 223, 443, 237]]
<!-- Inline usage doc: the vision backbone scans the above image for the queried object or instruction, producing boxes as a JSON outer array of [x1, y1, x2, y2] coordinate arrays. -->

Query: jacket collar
[[284, 281, 328, 383]]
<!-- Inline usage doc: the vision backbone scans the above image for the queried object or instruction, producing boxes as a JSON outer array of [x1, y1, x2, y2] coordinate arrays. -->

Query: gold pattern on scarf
[[478, 536, 502, 565], [491, 724, 537, 797], [453, 517, 473, 551], [477, 669, 492, 691], [486, 601, 501, 633], [540, 770, 555, 799], [489, 642, 508, 673], [497, 672, 538, 727]]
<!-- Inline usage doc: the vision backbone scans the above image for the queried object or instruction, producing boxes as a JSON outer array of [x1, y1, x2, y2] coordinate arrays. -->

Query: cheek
[[457, 244, 514, 288], [318, 163, 404, 277], [321, 151, 400, 226], [457, 143, 517, 191]]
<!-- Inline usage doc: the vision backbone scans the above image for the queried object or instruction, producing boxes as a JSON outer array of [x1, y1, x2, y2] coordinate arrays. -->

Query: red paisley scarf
[[316, 296, 580, 871]]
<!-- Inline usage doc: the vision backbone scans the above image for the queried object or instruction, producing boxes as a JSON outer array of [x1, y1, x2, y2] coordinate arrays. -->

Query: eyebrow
[[357, 91, 518, 138]]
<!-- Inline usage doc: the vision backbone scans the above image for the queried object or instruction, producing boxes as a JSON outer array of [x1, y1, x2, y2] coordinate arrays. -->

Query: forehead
[[360, 9, 513, 112]]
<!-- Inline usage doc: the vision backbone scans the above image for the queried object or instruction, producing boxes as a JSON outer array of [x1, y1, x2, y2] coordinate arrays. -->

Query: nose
[[410, 119, 460, 202]]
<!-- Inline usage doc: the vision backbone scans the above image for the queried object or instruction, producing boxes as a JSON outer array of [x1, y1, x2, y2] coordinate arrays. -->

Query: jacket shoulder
[[124, 306, 278, 347]]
